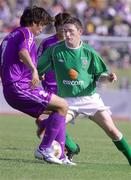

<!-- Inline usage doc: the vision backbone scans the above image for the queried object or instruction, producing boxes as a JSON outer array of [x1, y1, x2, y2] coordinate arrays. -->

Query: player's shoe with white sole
[[61, 156, 76, 166], [34, 148, 62, 164]]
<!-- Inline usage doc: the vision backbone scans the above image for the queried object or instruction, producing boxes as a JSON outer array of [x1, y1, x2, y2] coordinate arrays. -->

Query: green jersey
[[38, 41, 108, 97]]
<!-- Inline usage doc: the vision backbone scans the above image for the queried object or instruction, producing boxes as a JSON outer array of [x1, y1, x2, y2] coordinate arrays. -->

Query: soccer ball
[[51, 140, 62, 158]]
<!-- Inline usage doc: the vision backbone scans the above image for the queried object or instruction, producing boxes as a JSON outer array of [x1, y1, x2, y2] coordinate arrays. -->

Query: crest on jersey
[[81, 58, 88, 68]]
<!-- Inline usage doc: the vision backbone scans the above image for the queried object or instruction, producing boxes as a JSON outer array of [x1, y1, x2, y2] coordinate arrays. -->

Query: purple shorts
[[42, 80, 57, 94], [3, 82, 52, 118]]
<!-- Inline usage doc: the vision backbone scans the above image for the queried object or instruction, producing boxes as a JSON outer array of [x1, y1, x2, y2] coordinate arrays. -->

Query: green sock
[[65, 131, 77, 152], [113, 136, 131, 165]]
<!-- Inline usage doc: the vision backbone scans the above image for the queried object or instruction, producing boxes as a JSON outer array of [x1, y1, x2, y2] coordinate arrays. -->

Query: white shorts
[[66, 93, 111, 117]]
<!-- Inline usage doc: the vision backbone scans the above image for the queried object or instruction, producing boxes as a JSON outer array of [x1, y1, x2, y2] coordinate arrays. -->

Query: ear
[[79, 28, 83, 35]]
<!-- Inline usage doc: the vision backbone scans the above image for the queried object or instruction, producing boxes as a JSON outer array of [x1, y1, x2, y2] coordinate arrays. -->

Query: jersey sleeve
[[18, 29, 32, 52], [91, 50, 108, 81], [37, 47, 53, 76]]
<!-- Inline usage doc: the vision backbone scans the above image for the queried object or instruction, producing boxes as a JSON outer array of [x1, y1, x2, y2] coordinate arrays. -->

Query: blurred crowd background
[[0, 0, 131, 89], [0, 0, 131, 36]]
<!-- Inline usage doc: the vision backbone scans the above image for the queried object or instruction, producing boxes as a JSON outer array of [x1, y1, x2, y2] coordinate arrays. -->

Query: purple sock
[[39, 112, 66, 150], [55, 122, 66, 159]]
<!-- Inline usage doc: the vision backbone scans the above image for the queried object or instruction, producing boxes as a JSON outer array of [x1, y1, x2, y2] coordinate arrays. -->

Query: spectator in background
[[74, 0, 87, 19], [31, 0, 52, 11], [0, 0, 11, 32], [54, 0, 71, 11], [0, 0, 131, 36], [49, 1, 64, 17]]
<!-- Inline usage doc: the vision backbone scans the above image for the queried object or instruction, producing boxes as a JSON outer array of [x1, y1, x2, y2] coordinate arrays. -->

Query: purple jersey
[[0, 27, 52, 118], [0, 27, 37, 86], [37, 34, 59, 94]]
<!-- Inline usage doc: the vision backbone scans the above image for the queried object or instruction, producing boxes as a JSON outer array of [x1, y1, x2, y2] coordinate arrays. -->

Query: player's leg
[[39, 94, 76, 165], [65, 110, 80, 160], [36, 109, 77, 138], [55, 121, 76, 165], [4, 84, 68, 164], [36, 110, 80, 161], [36, 121, 80, 161], [35, 93, 68, 153], [65, 132, 80, 161], [36, 117, 78, 151], [35, 117, 48, 138], [36, 94, 68, 162], [90, 110, 131, 165], [36, 119, 80, 161]]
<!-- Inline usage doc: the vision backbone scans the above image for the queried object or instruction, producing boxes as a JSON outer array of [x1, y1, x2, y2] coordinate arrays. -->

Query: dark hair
[[20, 6, 53, 27], [54, 12, 71, 28], [63, 17, 83, 29]]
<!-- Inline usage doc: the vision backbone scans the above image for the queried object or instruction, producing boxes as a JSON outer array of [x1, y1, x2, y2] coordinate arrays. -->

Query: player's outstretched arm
[[99, 73, 117, 83]]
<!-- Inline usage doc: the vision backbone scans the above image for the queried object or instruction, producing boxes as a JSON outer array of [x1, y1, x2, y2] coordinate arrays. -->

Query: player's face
[[31, 23, 46, 36], [63, 23, 83, 48]]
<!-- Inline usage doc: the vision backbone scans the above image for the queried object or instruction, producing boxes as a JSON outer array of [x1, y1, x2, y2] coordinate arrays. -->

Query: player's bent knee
[[48, 94, 68, 116]]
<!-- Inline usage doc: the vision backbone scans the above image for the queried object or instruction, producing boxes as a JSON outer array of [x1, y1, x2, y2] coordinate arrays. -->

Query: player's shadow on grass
[[0, 157, 52, 165], [0, 157, 128, 167], [0, 147, 33, 151], [0, 147, 61, 165], [0, 148, 128, 167]]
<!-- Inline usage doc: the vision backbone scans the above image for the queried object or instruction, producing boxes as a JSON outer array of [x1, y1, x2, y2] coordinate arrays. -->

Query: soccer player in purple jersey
[[0, 6, 75, 165], [37, 12, 80, 161]]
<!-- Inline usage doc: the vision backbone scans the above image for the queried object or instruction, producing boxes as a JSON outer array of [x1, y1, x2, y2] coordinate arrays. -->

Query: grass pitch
[[0, 114, 131, 180]]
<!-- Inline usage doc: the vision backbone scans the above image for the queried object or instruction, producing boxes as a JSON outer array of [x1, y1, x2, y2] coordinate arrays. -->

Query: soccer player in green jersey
[[36, 13, 80, 161], [37, 17, 131, 165]]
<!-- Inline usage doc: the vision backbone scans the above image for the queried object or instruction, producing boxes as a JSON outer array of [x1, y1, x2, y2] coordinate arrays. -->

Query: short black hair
[[54, 12, 71, 28], [63, 17, 83, 29], [20, 6, 53, 27]]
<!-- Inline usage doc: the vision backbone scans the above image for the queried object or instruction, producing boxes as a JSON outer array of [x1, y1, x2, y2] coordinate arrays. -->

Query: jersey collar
[[65, 40, 83, 50]]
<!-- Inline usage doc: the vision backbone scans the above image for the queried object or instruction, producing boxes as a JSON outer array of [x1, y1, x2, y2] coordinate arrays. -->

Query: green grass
[[0, 115, 131, 180]]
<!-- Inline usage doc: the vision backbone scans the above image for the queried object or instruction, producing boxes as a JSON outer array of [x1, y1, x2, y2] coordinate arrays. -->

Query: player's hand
[[108, 73, 117, 82], [30, 69, 40, 89]]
